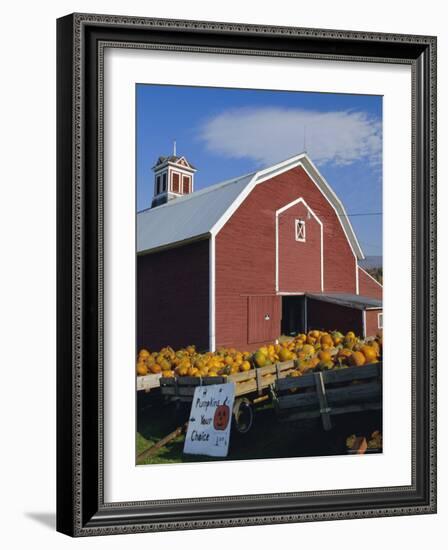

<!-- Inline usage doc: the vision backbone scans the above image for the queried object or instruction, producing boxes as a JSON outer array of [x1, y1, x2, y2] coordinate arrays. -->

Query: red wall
[[365, 309, 382, 338], [307, 299, 364, 337], [137, 239, 209, 352], [215, 166, 358, 349], [308, 301, 381, 338], [278, 201, 321, 292], [358, 267, 383, 300]]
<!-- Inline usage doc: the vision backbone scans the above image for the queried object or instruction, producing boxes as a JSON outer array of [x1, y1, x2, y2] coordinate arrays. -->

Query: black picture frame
[[56, 13, 437, 537]]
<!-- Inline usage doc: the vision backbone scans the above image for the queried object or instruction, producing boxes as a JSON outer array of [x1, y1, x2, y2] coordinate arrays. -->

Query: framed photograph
[[57, 13, 437, 536]]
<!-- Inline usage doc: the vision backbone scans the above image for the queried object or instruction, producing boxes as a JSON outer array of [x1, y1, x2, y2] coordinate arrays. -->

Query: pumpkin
[[213, 399, 230, 431]]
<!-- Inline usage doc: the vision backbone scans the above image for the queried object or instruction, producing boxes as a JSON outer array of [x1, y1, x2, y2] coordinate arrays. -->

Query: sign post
[[183, 383, 235, 457]]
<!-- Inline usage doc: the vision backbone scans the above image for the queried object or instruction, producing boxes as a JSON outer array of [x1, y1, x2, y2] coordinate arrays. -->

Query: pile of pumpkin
[[284, 330, 382, 378], [346, 431, 383, 450], [136, 345, 253, 378], [136, 330, 382, 379]]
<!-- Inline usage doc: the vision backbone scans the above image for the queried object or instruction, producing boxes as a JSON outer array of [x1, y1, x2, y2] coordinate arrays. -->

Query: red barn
[[137, 153, 382, 352]]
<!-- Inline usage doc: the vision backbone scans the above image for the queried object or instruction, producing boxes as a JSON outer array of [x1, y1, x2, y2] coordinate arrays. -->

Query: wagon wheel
[[232, 397, 254, 434]]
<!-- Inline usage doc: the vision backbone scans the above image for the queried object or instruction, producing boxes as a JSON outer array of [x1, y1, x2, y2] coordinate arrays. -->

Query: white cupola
[[151, 143, 196, 208]]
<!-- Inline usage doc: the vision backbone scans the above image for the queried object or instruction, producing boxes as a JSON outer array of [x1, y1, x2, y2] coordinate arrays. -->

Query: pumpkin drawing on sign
[[213, 398, 230, 431]]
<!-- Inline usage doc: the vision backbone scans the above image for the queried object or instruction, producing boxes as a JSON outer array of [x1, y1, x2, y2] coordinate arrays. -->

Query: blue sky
[[136, 85, 382, 257]]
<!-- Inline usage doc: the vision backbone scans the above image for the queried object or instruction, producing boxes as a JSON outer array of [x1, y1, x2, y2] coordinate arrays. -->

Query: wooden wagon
[[138, 361, 382, 434], [158, 360, 298, 433], [136, 372, 163, 392], [271, 362, 382, 431]]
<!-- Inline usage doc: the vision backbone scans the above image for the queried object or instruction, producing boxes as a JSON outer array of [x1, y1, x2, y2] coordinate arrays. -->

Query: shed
[[305, 293, 382, 339]]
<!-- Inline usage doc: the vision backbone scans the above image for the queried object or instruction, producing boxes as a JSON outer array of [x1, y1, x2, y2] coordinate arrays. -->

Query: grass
[[136, 392, 382, 466]]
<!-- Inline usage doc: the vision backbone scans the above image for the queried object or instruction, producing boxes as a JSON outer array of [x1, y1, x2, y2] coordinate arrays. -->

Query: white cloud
[[198, 107, 381, 167]]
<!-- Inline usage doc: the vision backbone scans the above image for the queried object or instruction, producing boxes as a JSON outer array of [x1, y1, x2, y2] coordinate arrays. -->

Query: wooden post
[[314, 372, 332, 431], [136, 423, 187, 461], [253, 394, 269, 405], [304, 295, 308, 333], [275, 362, 281, 380], [256, 368, 263, 396]]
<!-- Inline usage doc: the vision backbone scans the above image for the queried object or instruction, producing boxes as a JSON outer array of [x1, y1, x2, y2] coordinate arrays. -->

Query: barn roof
[[137, 152, 365, 259], [137, 172, 255, 253], [306, 292, 382, 310]]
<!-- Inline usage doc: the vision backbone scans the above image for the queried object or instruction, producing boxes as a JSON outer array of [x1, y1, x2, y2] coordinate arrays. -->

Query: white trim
[[182, 174, 191, 194], [153, 167, 169, 196], [174, 156, 196, 171], [358, 265, 384, 288], [170, 169, 181, 194], [176, 155, 188, 165], [255, 157, 306, 186], [298, 160, 364, 259], [378, 312, 383, 329], [153, 159, 196, 174], [166, 162, 196, 175], [210, 153, 364, 261], [275, 197, 324, 293], [277, 292, 305, 295], [168, 165, 194, 195], [299, 162, 361, 294], [209, 235, 216, 352], [209, 173, 258, 236], [362, 309, 367, 338], [356, 260, 359, 295]]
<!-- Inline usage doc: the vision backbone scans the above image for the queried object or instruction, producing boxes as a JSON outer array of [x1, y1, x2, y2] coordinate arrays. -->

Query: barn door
[[248, 295, 281, 344]]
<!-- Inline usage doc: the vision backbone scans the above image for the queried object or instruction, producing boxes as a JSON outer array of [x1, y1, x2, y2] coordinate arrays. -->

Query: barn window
[[295, 219, 306, 242], [172, 172, 180, 194], [182, 175, 190, 194], [162, 172, 167, 192], [378, 312, 383, 329], [156, 175, 161, 195]]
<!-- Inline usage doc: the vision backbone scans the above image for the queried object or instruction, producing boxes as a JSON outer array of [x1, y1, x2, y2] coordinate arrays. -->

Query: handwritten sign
[[183, 383, 235, 457]]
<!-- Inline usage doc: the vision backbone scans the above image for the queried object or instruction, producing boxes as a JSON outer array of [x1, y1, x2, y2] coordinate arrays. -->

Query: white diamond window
[[295, 219, 306, 242]]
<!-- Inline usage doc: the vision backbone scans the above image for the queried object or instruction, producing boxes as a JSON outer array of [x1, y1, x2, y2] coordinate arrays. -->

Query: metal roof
[[137, 152, 365, 258], [137, 173, 255, 253], [306, 292, 382, 310]]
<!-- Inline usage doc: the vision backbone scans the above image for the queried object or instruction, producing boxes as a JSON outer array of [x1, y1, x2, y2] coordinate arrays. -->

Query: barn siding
[[137, 239, 209, 352], [215, 166, 358, 349], [358, 267, 383, 300], [307, 299, 364, 337], [278, 201, 321, 292], [366, 309, 382, 338]]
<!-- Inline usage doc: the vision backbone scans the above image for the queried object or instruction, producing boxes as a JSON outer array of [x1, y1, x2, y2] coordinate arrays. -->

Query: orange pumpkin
[[213, 399, 230, 430]]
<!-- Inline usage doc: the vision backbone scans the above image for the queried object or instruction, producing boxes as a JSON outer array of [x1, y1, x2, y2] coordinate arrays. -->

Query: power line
[[339, 212, 383, 217]]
